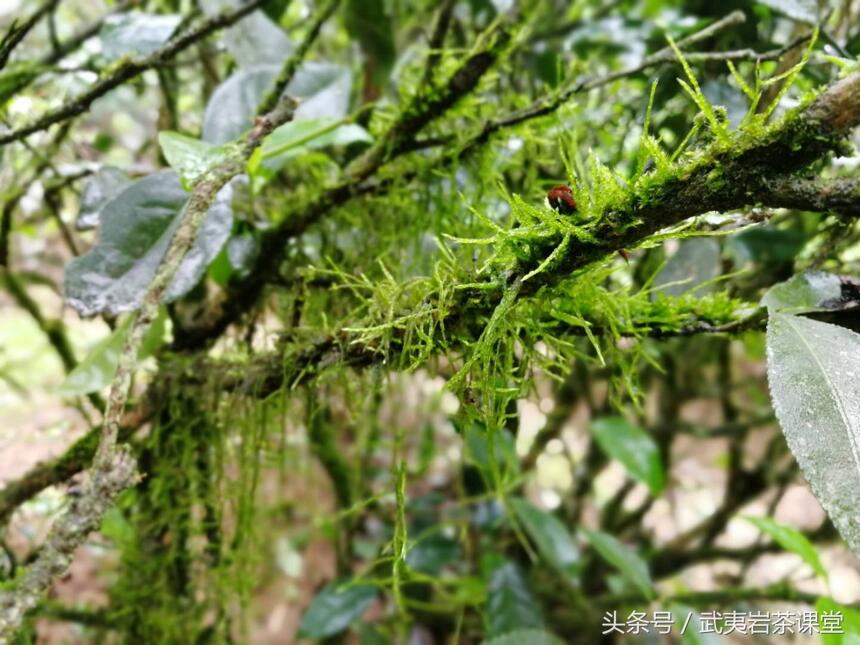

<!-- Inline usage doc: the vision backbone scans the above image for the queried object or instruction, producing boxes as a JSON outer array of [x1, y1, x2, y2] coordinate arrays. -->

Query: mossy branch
[[2, 27, 859, 540]]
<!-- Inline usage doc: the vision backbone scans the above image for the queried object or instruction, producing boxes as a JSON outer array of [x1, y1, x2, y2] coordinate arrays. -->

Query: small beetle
[[546, 184, 576, 215]]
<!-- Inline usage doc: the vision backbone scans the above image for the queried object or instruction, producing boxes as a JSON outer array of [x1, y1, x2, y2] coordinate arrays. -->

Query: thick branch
[[759, 175, 860, 216]]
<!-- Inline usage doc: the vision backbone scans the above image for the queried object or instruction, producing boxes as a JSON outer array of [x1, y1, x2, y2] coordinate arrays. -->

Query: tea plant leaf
[[766, 313, 860, 555], [100, 13, 182, 61], [580, 527, 654, 599], [485, 560, 544, 636], [761, 271, 843, 313], [64, 171, 233, 316], [511, 498, 581, 584], [742, 515, 827, 580], [590, 417, 664, 495], [297, 581, 377, 639]]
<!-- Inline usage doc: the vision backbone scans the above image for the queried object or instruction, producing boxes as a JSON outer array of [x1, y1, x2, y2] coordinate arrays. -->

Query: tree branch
[[256, 0, 339, 116], [759, 175, 860, 216], [0, 95, 297, 637], [0, 0, 59, 71], [0, 0, 264, 146]]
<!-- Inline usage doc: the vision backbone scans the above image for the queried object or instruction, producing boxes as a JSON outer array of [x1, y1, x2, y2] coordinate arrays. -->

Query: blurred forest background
[[1, 0, 860, 642]]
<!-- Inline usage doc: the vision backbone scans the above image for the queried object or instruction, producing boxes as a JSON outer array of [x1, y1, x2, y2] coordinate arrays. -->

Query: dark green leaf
[[580, 527, 654, 599], [510, 498, 581, 584], [297, 581, 377, 639], [762, 271, 843, 313], [227, 11, 291, 68], [64, 171, 233, 316], [200, 0, 291, 66], [100, 12, 182, 61], [729, 224, 807, 265], [743, 515, 826, 579], [485, 560, 544, 636], [766, 313, 860, 555], [406, 531, 461, 574], [464, 424, 519, 483], [482, 629, 565, 645], [590, 417, 664, 494]]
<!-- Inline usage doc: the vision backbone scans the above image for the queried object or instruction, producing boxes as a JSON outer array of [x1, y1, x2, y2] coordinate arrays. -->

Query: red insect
[[546, 183, 631, 264], [546, 184, 576, 215]]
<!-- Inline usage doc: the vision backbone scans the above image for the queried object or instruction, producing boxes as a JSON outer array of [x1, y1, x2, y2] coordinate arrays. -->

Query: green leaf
[[762, 271, 843, 313], [64, 171, 233, 316], [226, 10, 291, 68], [590, 417, 664, 494], [729, 224, 807, 265], [766, 313, 860, 555], [463, 424, 519, 484], [199, 0, 291, 67], [485, 560, 544, 636], [742, 515, 827, 580], [510, 498, 581, 584], [482, 629, 565, 645], [817, 597, 860, 645], [99, 12, 182, 61], [76, 167, 131, 231], [297, 581, 377, 639], [59, 316, 132, 396], [158, 132, 228, 187], [59, 310, 167, 396], [261, 118, 372, 158], [580, 527, 654, 599], [250, 118, 371, 178], [202, 63, 352, 144], [654, 238, 721, 296], [405, 531, 461, 575]]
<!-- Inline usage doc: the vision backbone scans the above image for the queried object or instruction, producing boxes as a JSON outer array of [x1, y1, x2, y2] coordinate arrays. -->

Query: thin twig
[[0, 0, 265, 146], [256, 0, 339, 116], [0, 0, 59, 70]]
